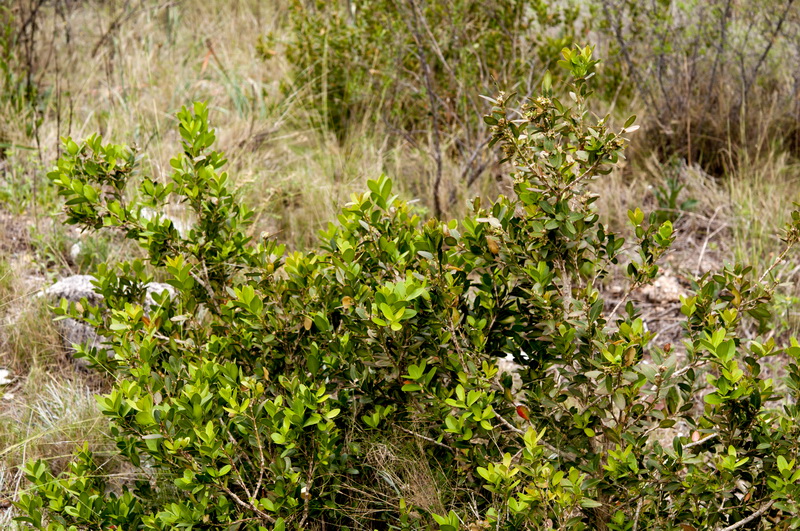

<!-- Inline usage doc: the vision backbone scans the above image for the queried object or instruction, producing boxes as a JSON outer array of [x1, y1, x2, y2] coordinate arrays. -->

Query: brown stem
[[716, 499, 774, 531], [402, 0, 444, 217]]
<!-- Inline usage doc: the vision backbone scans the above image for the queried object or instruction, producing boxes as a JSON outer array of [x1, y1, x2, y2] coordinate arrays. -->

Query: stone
[[43, 275, 174, 364], [638, 271, 685, 303]]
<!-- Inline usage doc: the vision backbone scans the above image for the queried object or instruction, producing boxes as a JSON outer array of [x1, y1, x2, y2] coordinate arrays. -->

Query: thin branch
[[716, 499, 775, 531], [396, 426, 451, 450], [704, 0, 733, 111], [608, 282, 637, 321], [744, 0, 796, 97], [758, 237, 798, 285], [190, 267, 220, 314], [90, 0, 134, 58], [220, 485, 275, 523], [402, 0, 444, 217], [495, 415, 577, 461], [600, 0, 656, 111], [695, 207, 724, 276], [632, 497, 644, 531], [684, 433, 718, 450]]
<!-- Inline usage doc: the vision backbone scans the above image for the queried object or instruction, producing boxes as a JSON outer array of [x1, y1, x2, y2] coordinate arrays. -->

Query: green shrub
[[15, 46, 800, 530], [599, 0, 800, 173], [274, 0, 584, 214], [0, 2, 43, 147]]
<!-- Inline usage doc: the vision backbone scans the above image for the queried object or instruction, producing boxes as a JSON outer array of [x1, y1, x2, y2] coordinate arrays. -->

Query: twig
[[704, 0, 733, 114], [402, 0, 444, 217], [684, 433, 717, 450], [632, 497, 644, 531], [220, 485, 275, 523], [190, 265, 220, 314], [744, 0, 796, 97], [299, 460, 314, 528], [608, 283, 637, 321], [461, 138, 491, 187], [90, 0, 134, 58], [152, 331, 194, 347], [247, 402, 267, 501], [716, 499, 774, 531], [695, 207, 725, 276], [758, 239, 798, 285], [223, 433, 254, 502], [600, 0, 656, 111], [397, 426, 451, 450], [671, 360, 702, 381], [495, 415, 577, 461], [496, 414, 524, 435]]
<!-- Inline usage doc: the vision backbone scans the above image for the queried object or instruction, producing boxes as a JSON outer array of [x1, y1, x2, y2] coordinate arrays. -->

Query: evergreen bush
[[15, 46, 800, 530]]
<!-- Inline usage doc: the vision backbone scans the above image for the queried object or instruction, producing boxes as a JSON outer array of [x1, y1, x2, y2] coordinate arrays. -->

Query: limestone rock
[[43, 275, 174, 364], [638, 271, 685, 303]]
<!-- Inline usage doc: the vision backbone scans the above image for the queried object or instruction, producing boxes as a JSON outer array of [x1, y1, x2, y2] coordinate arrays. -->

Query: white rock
[[70, 242, 82, 261], [43, 275, 174, 365]]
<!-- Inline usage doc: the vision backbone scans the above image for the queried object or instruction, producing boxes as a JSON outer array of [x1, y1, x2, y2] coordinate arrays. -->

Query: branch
[[744, 0, 796, 97], [758, 237, 798, 285], [495, 415, 577, 461], [190, 266, 221, 314], [397, 426, 452, 450], [220, 485, 275, 523], [716, 499, 774, 531], [91, 0, 136, 58], [684, 433, 718, 450], [402, 0, 444, 217], [632, 497, 644, 531]]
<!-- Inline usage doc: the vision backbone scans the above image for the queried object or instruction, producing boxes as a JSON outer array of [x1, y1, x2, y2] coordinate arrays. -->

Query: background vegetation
[[1, 0, 800, 529]]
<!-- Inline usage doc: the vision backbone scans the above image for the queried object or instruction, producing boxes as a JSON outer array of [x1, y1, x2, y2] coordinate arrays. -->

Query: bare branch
[[716, 499, 775, 531]]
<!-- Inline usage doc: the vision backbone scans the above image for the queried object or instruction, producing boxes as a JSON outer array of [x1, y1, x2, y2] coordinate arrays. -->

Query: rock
[[43, 275, 174, 364], [499, 352, 528, 397], [69, 242, 82, 262], [638, 271, 685, 303]]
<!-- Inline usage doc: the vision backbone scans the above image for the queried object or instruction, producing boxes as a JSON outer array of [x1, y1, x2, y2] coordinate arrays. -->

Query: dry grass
[[3, 0, 491, 249], [0, 258, 112, 528]]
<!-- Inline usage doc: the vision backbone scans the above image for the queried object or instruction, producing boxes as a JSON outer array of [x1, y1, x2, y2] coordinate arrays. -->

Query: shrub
[[274, 0, 585, 214], [0, 1, 44, 146], [599, 0, 800, 173], [14, 46, 800, 530]]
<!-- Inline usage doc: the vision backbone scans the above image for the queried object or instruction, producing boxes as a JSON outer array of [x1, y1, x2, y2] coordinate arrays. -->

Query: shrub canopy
[[15, 47, 800, 530]]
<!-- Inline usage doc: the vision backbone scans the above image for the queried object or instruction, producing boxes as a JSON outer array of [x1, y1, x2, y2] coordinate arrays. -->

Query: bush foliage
[[278, 0, 800, 179], [279, 0, 580, 136], [15, 47, 800, 530], [274, 0, 584, 214], [599, 0, 800, 173]]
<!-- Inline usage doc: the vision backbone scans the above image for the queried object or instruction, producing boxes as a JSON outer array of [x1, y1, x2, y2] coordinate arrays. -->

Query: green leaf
[[580, 498, 603, 508], [704, 393, 724, 405]]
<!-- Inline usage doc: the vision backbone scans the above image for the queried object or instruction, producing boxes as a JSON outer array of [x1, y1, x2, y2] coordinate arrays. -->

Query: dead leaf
[[487, 236, 500, 255]]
